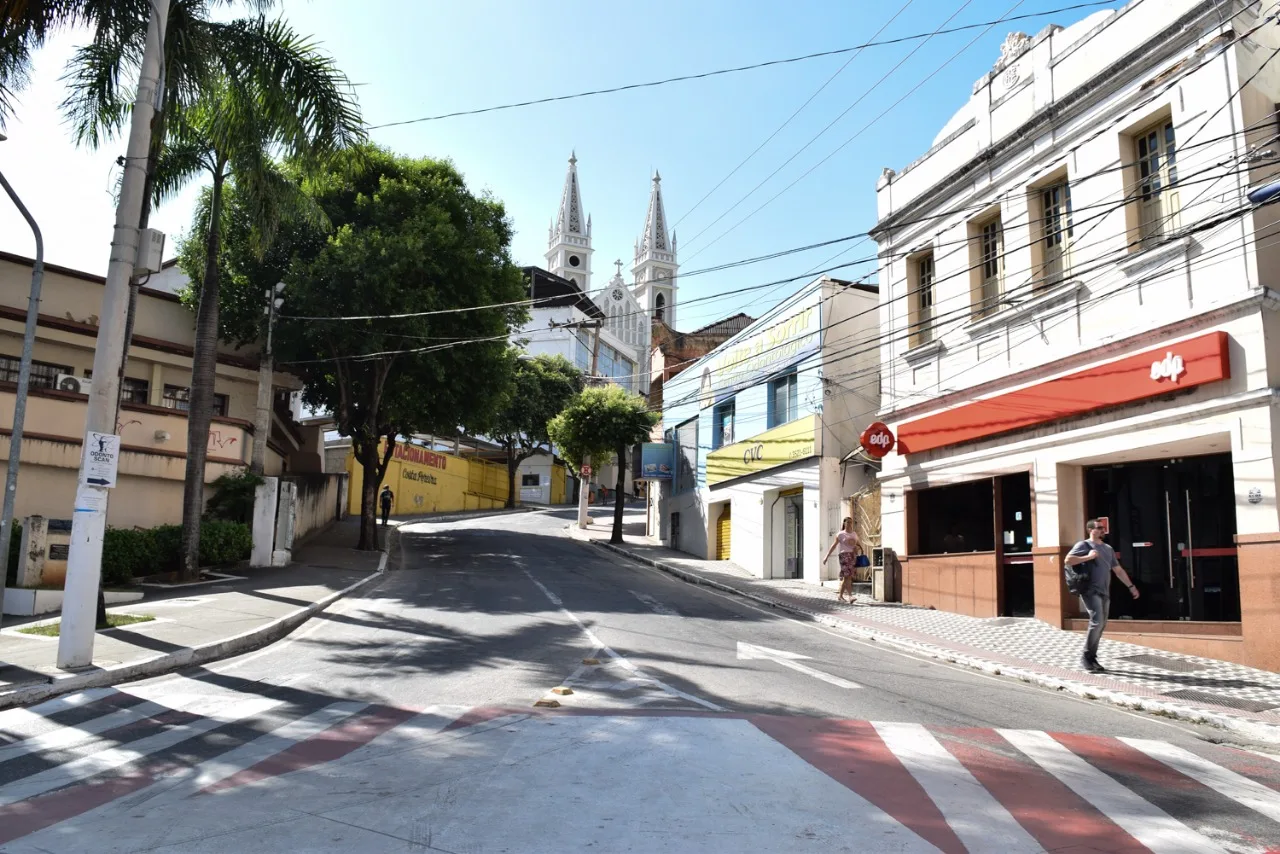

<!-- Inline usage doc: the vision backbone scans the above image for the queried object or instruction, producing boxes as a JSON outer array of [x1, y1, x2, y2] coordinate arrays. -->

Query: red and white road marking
[[2, 687, 1280, 852]]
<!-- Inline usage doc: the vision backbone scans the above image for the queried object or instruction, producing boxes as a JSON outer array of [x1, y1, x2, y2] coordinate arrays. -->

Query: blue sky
[[0, 0, 1121, 330]]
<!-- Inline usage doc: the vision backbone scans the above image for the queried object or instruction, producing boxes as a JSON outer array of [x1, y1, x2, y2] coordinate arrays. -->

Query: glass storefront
[[1085, 453, 1240, 622]]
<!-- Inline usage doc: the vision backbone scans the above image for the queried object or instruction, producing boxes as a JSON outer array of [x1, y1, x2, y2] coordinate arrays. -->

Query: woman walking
[[823, 517, 860, 604]]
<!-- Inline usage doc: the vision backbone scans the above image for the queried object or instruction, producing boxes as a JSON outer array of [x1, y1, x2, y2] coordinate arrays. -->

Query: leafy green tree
[[151, 37, 359, 577], [547, 386, 657, 544], [490, 353, 583, 508], [195, 145, 529, 549]]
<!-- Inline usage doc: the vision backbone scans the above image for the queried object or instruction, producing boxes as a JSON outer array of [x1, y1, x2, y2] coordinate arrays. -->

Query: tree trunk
[[505, 443, 516, 509], [611, 442, 626, 544], [355, 436, 380, 550], [179, 169, 225, 580]]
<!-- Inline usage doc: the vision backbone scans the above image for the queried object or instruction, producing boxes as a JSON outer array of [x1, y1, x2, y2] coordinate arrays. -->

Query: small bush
[[150, 525, 184, 574], [205, 471, 264, 524], [199, 519, 252, 566], [101, 527, 160, 587], [95, 520, 253, 583]]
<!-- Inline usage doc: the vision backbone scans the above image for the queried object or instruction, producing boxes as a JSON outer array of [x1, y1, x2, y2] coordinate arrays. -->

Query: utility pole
[[250, 283, 286, 474], [58, 0, 170, 670], [551, 318, 601, 529], [0, 141, 44, 632]]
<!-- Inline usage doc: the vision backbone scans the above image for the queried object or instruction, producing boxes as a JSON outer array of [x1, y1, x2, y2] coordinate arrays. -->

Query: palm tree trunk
[[611, 442, 626, 544], [179, 168, 225, 580]]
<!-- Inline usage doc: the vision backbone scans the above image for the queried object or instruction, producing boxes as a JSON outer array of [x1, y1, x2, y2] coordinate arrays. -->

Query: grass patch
[[18, 613, 154, 637]]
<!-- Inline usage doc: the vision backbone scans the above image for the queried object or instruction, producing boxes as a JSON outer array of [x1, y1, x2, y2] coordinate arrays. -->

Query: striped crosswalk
[[1, 683, 1279, 852]]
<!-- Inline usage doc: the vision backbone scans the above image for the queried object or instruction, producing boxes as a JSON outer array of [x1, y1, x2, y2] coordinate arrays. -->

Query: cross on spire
[[614, 259, 623, 277]]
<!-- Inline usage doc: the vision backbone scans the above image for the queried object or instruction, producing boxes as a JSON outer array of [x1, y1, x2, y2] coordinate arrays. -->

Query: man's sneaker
[[1081, 659, 1104, 674]]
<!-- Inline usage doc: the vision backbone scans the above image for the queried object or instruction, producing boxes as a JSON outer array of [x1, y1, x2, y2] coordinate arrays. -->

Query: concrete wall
[[285, 473, 347, 543]]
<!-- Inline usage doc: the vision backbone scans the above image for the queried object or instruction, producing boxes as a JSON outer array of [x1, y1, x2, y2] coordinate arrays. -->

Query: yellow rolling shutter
[[716, 504, 732, 561]]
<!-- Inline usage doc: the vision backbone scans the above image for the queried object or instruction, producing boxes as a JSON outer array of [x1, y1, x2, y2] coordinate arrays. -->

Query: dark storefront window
[[1086, 453, 1239, 622], [914, 480, 996, 555]]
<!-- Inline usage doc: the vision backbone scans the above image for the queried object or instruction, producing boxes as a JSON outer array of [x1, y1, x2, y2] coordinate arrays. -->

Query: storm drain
[[1160, 689, 1279, 713], [1119, 654, 1206, 673]]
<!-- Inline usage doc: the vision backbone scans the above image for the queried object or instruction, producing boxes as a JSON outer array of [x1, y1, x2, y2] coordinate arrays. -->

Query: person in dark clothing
[[380, 485, 394, 526], [1065, 519, 1139, 673]]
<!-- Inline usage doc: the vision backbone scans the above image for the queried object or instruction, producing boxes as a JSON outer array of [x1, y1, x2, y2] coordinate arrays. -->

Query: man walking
[[1065, 519, 1139, 673], [379, 484, 394, 526]]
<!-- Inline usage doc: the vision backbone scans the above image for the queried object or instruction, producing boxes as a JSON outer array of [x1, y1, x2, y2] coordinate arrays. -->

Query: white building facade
[[656, 277, 880, 583], [872, 0, 1280, 669]]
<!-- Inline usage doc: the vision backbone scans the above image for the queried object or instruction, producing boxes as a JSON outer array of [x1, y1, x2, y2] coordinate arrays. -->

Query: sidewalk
[[0, 518, 389, 709], [568, 517, 1280, 744]]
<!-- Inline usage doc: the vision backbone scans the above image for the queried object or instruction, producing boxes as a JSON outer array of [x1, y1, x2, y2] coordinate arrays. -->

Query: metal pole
[[58, 0, 170, 670], [0, 169, 44, 630], [250, 285, 281, 475]]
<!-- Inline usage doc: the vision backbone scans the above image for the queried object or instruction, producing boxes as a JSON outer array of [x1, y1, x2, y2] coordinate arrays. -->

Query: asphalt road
[[3, 508, 1280, 853]]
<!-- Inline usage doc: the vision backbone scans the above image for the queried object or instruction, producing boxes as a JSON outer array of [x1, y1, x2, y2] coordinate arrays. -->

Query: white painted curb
[[573, 529, 1280, 746], [0, 547, 393, 711]]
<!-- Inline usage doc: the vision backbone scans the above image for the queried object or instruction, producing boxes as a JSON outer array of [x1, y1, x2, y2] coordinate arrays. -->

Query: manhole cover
[[1160, 689, 1279, 713], [984, 617, 1024, 626], [1120, 654, 1205, 673]]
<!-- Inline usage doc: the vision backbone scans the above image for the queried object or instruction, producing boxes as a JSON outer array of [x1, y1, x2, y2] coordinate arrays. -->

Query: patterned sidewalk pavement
[[567, 519, 1280, 743]]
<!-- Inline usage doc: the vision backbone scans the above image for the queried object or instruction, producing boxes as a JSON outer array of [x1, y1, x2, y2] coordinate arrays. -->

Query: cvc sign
[[1150, 351, 1185, 383], [860, 422, 896, 458]]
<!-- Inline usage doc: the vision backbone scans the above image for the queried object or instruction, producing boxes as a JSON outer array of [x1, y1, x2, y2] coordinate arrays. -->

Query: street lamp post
[[0, 133, 45, 631], [250, 283, 286, 475]]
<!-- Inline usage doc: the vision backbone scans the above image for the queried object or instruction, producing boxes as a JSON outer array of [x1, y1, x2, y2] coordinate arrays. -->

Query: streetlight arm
[[0, 166, 45, 629]]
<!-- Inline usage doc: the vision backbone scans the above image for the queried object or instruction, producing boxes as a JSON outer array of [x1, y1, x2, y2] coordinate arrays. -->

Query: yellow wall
[[345, 443, 509, 516], [551, 463, 567, 505]]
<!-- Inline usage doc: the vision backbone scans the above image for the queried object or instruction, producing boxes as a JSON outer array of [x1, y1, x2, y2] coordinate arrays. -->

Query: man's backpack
[[1064, 548, 1095, 595]]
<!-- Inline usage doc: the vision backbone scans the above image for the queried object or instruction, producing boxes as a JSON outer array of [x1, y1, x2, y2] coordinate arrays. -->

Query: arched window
[[655, 292, 666, 322]]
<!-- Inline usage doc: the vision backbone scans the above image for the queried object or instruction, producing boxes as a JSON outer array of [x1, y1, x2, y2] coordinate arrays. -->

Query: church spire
[[631, 169, 679, 330], [639, 170, 670, 255], [552, 151, 587, 244], [545, 151, 593, 291]]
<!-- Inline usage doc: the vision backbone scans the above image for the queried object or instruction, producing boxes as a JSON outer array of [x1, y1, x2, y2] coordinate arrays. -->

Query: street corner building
[[652, 275, 881, 584], [870, 0, 1280, 669], [0, 252, 327, 531]]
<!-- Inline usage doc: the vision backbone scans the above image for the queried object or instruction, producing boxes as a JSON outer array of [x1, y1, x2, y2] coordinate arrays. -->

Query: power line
[[682, 0, 1023, 263], [679, 0, 982, 255], [685, 0, 1270, 273], [670, 0, 918, 231], [365, 2, 1116, 130]]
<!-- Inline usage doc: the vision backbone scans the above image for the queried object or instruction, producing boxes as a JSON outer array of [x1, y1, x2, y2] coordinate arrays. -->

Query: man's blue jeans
[[1080, 592, 1109, 662]]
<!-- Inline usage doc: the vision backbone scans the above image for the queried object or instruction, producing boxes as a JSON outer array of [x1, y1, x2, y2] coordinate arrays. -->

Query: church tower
[[631, 171, 678, 329], [546, 152, 593, 291]]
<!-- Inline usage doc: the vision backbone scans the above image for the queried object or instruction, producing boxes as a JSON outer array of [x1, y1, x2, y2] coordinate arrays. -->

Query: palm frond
[[59, 38, 140, 147], [214, 15, 364, 159]]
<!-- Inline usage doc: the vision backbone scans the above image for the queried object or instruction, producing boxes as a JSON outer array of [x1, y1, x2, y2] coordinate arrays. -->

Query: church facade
[[543, 152, 681, 396]]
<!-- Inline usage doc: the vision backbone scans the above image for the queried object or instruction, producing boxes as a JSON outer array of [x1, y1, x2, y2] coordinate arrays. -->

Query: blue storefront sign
[[640, 443, 675, 480]]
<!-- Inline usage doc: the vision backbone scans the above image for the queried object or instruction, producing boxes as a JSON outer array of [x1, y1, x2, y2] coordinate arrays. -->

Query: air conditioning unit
[[56, 374, 91, 396], [871, 547, 885, 569]]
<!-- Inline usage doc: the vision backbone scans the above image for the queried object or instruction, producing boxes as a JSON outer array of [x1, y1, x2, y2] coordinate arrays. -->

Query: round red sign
[[860, 422, 895, 458]]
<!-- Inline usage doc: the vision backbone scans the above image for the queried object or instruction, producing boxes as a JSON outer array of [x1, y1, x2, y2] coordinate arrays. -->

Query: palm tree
[[0, 0, 89, 127], [65, 11, 361, 578]]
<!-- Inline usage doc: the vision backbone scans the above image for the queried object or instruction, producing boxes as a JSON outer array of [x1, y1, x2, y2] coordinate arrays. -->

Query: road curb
[[572, 529, 1280, 746], [0, 554, 390, 712]]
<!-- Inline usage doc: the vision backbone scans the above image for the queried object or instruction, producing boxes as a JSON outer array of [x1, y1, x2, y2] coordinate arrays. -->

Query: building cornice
[[871, 0, 1222, 242]]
